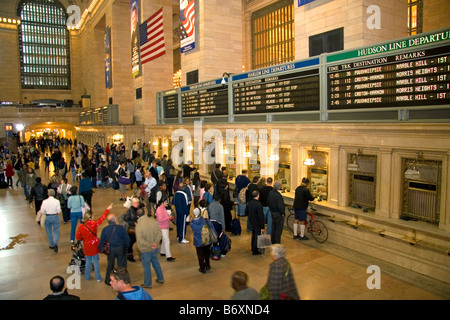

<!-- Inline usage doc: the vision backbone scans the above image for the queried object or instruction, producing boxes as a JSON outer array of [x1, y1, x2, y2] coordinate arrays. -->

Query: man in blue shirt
[[110, 267, 152, 300]]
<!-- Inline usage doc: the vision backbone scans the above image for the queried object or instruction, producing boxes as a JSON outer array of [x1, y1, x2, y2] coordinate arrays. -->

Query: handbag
[[101, 226, 116, 255], [123, 196, 133, 209], [118, 176, 131, 185], [206, 218, 218, 243], [260, 264, 291, 300], [257, 233, 272, 248]]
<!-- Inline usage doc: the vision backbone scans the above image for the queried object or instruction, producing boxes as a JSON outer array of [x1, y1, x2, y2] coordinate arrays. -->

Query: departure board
[[163, 93, 179, 118], [233, 69, 320, 114], [181, 86, 228, 117], [327, 45, 450, 109]]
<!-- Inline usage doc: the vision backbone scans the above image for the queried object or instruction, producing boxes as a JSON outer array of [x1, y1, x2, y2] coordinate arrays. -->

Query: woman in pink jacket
[[155, 199, 175, 262]]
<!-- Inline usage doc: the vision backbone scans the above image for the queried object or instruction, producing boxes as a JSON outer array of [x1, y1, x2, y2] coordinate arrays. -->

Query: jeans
[[237, 198, 251, 232], [70, 211, 83, 243], [263, 206, 272, 235], [44, 215, 60, 248], [71, 168, 77, 184], [141, 249, 164, 287], [85, 254, 102, 281]]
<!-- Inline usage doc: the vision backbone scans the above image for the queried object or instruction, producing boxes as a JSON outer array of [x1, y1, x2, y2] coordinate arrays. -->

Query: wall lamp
[[221, 72, 234, 85]]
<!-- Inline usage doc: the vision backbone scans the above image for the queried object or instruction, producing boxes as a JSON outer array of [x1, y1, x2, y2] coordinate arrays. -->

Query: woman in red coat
[[76, 203, 113, 282], [3, 160, 15, 187]]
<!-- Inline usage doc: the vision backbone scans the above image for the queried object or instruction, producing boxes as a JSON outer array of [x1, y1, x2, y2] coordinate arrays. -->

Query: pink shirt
[[155, 205, 170, 230]]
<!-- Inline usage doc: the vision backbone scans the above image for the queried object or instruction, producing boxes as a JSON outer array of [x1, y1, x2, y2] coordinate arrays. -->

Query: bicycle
[[286, 205, 328, 243]]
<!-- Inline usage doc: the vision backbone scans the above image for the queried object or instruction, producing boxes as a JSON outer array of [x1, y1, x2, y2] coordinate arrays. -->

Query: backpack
[[238, 184, 249, 204], [148, 185, 159, 203]]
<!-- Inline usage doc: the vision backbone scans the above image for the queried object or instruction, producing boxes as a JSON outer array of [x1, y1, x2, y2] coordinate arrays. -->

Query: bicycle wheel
[[309, 220, 328, 243], [286, 213, 295, 234]]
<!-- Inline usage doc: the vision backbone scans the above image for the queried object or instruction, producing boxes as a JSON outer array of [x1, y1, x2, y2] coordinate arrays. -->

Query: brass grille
[[402, 158, 441, 223]]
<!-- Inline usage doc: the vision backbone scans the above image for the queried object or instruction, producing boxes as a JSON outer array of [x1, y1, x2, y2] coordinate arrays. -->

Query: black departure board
[[181, 86, 228, 117], [163, 93, 179, 118], [327, 45, 450, 109], [233, 69, 320, 114]]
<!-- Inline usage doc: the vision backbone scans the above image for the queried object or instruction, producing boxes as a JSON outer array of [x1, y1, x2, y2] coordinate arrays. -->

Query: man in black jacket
[[267, 181, 285, 244], [245, 190, 265, 255], [43, 276, 80, 300], [98, 214, 131, 286], [28, 177, 48, 215], [293, 178, 315, 240]]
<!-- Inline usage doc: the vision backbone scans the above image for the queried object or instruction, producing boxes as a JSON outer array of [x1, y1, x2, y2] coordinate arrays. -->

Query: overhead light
[[153, 141, 159, 146]]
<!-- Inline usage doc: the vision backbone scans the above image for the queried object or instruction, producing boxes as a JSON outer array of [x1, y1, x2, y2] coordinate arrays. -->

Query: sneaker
[[141, 284, 152, 289], [156, 279, 164, 284], [299, 236, 309, 240], [293, 235, 300, 240], [167, 257, 176, 262], [180, 239, 189, 244], [53, 245, 58, 253], [160, 253, 166, 257], [96, 279, 102, 283]]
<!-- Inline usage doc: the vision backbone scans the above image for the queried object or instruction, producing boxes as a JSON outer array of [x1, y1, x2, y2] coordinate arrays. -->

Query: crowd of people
[[0, 138, 315, 300]]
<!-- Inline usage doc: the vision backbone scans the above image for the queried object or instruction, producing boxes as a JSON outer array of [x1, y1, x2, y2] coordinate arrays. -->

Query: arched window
[[18, 0, 71, 90]]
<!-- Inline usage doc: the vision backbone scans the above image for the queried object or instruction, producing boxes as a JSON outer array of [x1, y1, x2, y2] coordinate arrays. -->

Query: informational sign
[[233, 69, 320, 114], [181, 85, 228, 117], [163, 93, 179, 118], [130, 0, 141, 77], [327, 44, 450, 109]]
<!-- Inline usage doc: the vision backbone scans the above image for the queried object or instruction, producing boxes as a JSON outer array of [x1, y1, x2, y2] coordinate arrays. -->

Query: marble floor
[[0, 150, 449, 300]]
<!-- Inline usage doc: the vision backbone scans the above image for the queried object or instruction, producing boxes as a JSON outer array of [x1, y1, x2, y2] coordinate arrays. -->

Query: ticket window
[[274, 147, 291, 192], [223, 142, 237, 180], [348, 154, 377, 209], [306, 150, 329, 200]]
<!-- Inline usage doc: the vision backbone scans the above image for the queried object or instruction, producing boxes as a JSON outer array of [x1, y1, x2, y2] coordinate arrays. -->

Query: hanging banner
[[131, 0, 141, 77], [105, 26, 112, 88], [180, 0, 195, 53], [298, 0, 315, 6]]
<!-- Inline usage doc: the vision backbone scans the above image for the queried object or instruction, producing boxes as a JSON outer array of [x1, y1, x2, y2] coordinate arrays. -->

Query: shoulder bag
[[101, 226, 116, 255]]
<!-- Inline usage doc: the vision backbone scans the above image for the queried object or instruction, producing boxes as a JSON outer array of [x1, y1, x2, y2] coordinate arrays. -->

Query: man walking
[[39, 189, 61, 253], [136, 209, 164, 289], [173, 181, 190, 243]]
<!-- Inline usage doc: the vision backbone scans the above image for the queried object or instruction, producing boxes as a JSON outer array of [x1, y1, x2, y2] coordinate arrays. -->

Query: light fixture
[[404, 152, 422, 180], [347, 150, 362, 172], [221, 72, 233, 85], [269, 154, 279, 161], [152, 141, 159, 146], [162, 142, 169, 147], [303, 146, 316, 166]]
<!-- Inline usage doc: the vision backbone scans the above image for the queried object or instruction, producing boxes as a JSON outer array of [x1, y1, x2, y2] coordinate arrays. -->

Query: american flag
[[180, 0, 195, 39], [139, 8, 166, 64]]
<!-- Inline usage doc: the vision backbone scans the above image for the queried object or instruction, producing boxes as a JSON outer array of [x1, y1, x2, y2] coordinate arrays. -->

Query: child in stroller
[[210, 220, 231, 260], [68, 240, 86, 274]]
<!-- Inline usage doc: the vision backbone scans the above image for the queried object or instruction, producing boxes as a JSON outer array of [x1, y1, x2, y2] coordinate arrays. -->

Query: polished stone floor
[[0, 149, 448, 300]]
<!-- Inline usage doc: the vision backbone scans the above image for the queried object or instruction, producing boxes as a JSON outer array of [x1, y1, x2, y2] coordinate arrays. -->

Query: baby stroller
[[68, 241, 86, 275]]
